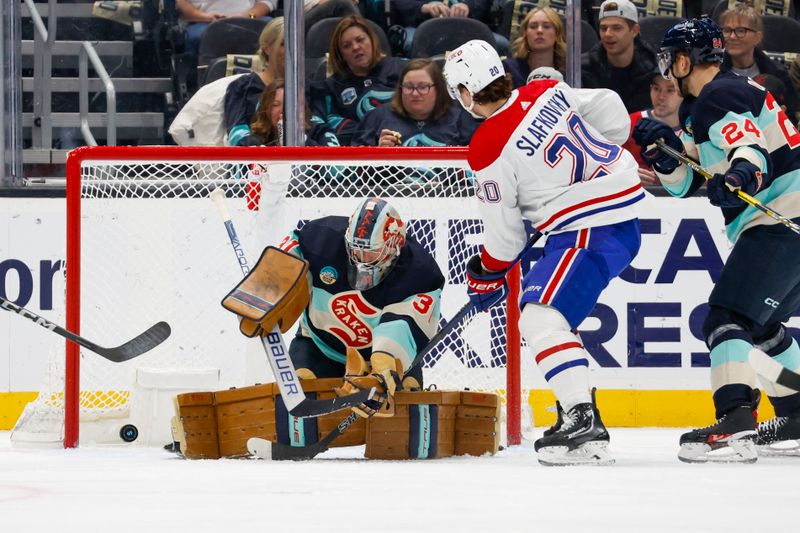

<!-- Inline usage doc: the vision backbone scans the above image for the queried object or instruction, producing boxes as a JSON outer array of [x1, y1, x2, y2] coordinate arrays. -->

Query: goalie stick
[[209, 188, 377, 418], [248, 230, 544, 460], [0, 296, 170, 363]]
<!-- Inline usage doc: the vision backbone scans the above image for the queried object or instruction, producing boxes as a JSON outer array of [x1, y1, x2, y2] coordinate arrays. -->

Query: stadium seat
[[410, 17, 497, 58], [638, 16, 682, 52], [578, 19, 600, 54], [499, 0, 537, 39], [760, 15, 800, 54], [305, 17, 392, 59], [197, 17, 269, 67], [201, 54, 261, 86]]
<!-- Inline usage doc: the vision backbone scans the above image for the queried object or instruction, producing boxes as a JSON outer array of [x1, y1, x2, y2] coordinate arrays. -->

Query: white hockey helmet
[[344, 197, 407, 291], [443, 39, 504, 118]]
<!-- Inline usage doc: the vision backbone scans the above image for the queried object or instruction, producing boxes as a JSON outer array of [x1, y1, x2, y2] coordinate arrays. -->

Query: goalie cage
[[11, 146, 538, 449]]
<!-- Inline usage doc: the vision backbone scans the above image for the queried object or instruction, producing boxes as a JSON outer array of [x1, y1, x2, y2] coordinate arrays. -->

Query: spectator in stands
[[504, 6, 567, 88], [305, 0, 360, 30], [249, 79, 340, 146], [622, 74, 683, 185], [358, 1, 504, 56], [308, 15, 407, 145], [718, 3, 799, 122], [177, 0, 275, 56], [224, 17, 285, 146], [351, 58, 478, 146], [581, 0, 658, 113]]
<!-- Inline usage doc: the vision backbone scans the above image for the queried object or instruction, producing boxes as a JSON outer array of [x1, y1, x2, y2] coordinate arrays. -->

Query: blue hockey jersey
[[658, 71, 800, 241], [279, 216, 444, 370]]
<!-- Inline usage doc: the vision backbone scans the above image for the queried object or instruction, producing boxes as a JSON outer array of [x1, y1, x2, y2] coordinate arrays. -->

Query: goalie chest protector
[[365, 390, 501, 460], [174, 379, 366, 459]]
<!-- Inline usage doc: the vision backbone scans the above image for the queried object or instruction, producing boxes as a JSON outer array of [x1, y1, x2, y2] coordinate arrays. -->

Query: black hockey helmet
[[657, 17, 724, 79]]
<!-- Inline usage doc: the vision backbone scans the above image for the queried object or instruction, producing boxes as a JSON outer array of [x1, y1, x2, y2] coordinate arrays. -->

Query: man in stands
[[622, 73, 683, 185], [582, 0, 659, 113]]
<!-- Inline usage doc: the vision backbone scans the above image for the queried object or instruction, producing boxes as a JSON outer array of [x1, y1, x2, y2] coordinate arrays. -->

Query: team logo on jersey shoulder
[[521, 101, 531, 110], [320, 266, 338, 285], [341, 87, 357, 105]]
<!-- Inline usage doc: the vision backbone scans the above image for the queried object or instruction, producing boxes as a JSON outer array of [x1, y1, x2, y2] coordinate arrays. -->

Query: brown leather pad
[[221, 246, 310, 337]]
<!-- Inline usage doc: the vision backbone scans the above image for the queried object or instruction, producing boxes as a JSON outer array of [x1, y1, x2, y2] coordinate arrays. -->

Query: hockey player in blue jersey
[[633, 18, 800, 462], [278, 197, 444, 416]]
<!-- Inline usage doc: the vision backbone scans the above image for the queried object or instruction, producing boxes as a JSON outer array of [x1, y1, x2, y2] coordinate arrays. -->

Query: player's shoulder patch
[[468, 81, 560, 172]]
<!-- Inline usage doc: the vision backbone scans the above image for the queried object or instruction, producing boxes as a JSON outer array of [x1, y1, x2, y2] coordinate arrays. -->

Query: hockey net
[[12, 146, 537, 449]]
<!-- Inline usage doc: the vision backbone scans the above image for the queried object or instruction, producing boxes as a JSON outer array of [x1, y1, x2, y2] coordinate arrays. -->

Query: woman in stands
[[249, 79, 339, 146], [718, 3, 798, 121], [503, 7, 567, 88], [177, 0, 275, 56], [224, 17, 285, 146], [351, 59, 478, 147], [308, 15, 407, 145]]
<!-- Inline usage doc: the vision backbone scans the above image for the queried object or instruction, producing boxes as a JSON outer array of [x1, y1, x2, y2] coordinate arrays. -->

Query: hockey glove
[[466, 255, 509, 313], [336, 349, 403, 418], [631, 118, 683, 173], [706, 160, 762, 208]]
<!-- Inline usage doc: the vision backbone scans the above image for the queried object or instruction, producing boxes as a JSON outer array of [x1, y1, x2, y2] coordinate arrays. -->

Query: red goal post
[[19, 146, 530, 448]]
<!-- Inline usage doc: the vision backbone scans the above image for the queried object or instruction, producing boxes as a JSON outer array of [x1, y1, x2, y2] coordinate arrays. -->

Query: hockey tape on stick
[[209, 188, 376, 416], [748, 348, 800, 393], [0, 296, 170, 363], [655, 140, 800, 235]]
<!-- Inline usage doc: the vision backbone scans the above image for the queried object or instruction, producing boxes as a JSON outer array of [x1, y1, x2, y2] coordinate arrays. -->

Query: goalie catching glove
[[336, 348, 406, 418], [466, 254, 508, 312]]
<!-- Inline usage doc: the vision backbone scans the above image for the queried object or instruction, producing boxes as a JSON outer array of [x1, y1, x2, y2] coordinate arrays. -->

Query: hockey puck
[[120, 424, 139, 443]]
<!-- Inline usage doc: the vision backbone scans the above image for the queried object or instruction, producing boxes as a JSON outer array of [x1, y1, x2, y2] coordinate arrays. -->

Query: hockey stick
[[0, 296, 170, 363], [209, 188, 376, 418], [250, 231, 544, 460], [655, 139, 800, 235]]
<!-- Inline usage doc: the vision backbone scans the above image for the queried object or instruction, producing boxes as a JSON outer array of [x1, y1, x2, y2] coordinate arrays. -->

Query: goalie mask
[[345, 198, 406, 291], [443, 39, 504, 118]]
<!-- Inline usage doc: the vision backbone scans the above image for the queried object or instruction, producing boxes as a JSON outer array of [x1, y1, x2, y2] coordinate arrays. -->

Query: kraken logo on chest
[[324, 291, 380, 347]]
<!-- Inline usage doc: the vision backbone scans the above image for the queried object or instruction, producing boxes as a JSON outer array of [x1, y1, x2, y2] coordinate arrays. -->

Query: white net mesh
[[12, 148, 536, 447]]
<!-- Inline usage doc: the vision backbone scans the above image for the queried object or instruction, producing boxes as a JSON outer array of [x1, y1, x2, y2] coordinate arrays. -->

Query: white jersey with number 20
[[467, 79, 645, 271]]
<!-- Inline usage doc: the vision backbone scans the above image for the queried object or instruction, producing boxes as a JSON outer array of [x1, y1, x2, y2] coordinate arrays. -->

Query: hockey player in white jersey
[[444, 40, 645, 466]]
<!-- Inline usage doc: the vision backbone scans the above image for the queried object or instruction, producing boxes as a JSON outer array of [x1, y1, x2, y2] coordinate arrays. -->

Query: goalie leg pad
[[174, 379, 366, 459], [365, 390, 460, 459], [221, 246, 311, 337], [455, 391, 501, 456]]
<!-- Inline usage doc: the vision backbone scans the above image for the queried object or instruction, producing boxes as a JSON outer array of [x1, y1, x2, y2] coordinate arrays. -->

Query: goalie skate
[[678, 391, 759, 464], [534, 400, 614, 466], [755, 414, 800, 457]]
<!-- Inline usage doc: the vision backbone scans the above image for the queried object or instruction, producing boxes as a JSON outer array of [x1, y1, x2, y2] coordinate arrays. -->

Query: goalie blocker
[[172, 381, 501, 460], [221, 245, 311, 338]]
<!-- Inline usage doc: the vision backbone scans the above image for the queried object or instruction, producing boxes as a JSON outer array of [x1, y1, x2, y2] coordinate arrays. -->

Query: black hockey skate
[[755, 411, 800, 457], [534, 394, 613, 466], [543, 388, 598, 438], [678, 390, 760, 464]]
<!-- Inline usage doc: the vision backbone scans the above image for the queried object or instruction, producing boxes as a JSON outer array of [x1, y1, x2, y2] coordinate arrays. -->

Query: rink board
[[0, 194, 796, 428]]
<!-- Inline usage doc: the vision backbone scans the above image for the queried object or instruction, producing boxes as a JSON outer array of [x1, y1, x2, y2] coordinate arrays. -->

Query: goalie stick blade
[[247, 437, 274, 460], [248, 412, 361, 461], [287, 387, 375, 418], [749, 349, 800, 393], [91, 321, 172, 363]]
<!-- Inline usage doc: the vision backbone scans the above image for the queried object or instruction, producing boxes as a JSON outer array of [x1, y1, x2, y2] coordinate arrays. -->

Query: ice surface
[[1, 429, 796, 532]]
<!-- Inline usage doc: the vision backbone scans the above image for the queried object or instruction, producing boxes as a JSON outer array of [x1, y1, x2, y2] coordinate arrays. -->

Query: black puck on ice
[[120, 424, 139, 443]]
